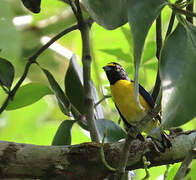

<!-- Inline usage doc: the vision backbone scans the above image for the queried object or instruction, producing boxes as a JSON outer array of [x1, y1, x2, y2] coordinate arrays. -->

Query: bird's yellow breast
[[110, 80, 150, 125]]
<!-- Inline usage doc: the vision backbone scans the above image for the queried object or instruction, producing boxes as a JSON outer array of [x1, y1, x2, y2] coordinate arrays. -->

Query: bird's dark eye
[[116, 67, 120, 72], [115, 65, 121, 72]]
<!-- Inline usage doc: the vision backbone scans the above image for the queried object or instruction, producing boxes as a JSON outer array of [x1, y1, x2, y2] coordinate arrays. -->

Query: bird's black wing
[[139, 84, 155, 108], [130, 80, 155, 108]]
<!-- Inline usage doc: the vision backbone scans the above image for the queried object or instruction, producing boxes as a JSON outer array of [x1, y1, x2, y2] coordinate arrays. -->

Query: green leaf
[[6, 83, 53, 110], [52, 120, 76, 145], [21, 0, 41, 13], [128, 0, 166, 65], [160, 22, 196, 128], [42, 68, 70, 116], [65, 55, 104, 119], [142, 41, 156, 64], [65, 55, 85, 114], [99, 48, 131, 62], [127, 0, 167, 102], [0, 57, 14, 90], [82, 0, 128, 30], [96, 119, 126, 142]]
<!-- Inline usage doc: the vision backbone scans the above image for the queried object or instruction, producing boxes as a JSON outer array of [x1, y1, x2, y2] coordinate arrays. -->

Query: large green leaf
[[52, 120, 76, 145], [96, 119, 126, 142], [0, 57, 14, 90], [127, 0, 167, 101], [42, 68, 70, 116], [65, 55, 85, 114], [99, 48, 131, 62], [6, 83, 53, 110], [82, 0, 128, 30], [160, 22, 196, 128]]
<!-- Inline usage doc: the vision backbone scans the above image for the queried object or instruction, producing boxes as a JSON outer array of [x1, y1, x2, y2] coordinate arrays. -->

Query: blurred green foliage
[[0, 0, 195, 179]]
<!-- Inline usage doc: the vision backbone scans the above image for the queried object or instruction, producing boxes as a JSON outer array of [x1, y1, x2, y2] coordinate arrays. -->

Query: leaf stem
[[151, 15, 162, 102], [114, 127, 139, 180], [100, 128, 116, 172], [165, 11, 176, 38], [170, 3, 196, 17], [94, 95, 111, 108]]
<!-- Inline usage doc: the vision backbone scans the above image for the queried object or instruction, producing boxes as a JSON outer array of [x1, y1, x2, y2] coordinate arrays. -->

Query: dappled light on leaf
[[160, 22, 196, 128]]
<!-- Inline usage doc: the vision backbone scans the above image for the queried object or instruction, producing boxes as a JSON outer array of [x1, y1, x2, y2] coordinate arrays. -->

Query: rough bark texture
[[0, 130, 195, 180]]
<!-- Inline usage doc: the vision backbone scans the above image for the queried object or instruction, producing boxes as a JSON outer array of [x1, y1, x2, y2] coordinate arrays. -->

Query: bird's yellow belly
[[110, 80, 149, 126]]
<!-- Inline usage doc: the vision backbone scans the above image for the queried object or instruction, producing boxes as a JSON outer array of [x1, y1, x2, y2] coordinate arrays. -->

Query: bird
[[103, 62, 171, 151]]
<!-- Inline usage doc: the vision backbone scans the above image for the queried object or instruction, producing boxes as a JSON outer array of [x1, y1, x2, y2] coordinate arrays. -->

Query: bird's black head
[[103, 62, 129, 85]]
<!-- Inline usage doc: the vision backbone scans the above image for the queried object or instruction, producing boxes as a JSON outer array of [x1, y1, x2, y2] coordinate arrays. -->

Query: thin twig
[[141, 156, 150, 180], [151, 15, 162, 102], [114, 127, 139, 180], [100, 128, 116, 172], [155, 15, 162, 60], [29, 24, 78, 61], [163, 165, 170, 180], [186, 1, 194, 23], [94, 95, 111, 108], [170, 3, 196, 17], [165, 11, 176, 38], [0, 24, 79, 114]]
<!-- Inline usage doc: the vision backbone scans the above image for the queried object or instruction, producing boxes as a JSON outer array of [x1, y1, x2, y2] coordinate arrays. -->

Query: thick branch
[[69, 0, 99, 142], [0, 130, 195, 179]]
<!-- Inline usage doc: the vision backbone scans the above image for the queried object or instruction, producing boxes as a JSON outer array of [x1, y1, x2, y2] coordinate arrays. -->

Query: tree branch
[[69, 0, 99, 142], [0, 130, 195, 179]]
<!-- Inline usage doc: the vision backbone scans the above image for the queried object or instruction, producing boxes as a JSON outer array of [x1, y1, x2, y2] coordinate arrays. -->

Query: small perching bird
[[103, 62, 171, 151]]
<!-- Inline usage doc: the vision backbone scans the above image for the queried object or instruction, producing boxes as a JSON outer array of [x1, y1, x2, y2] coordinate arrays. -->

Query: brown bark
[[0, 130, 195, 180]]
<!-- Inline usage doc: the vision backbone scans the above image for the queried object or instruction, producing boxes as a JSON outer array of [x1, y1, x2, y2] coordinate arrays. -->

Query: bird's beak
[[103, 66, 111, 71]]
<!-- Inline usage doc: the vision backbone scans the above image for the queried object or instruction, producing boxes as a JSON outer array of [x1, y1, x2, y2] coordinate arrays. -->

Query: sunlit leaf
[[65, 55, 85, 114], [42, 68, 70, 116], [6, 83, 53, 110], [121, 27, 133, 52], [82, 0, 128, 30], [0, 57, 14, 90], [99, 48, 131, 62], [142, 41, 156, 64], [52, 120, 76, 145], [96, 119, 126, 142], [160, 22, 196, 128]]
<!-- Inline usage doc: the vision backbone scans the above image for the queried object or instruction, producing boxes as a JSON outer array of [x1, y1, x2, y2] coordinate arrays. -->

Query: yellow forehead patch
[[106, 63, 115, 67]]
